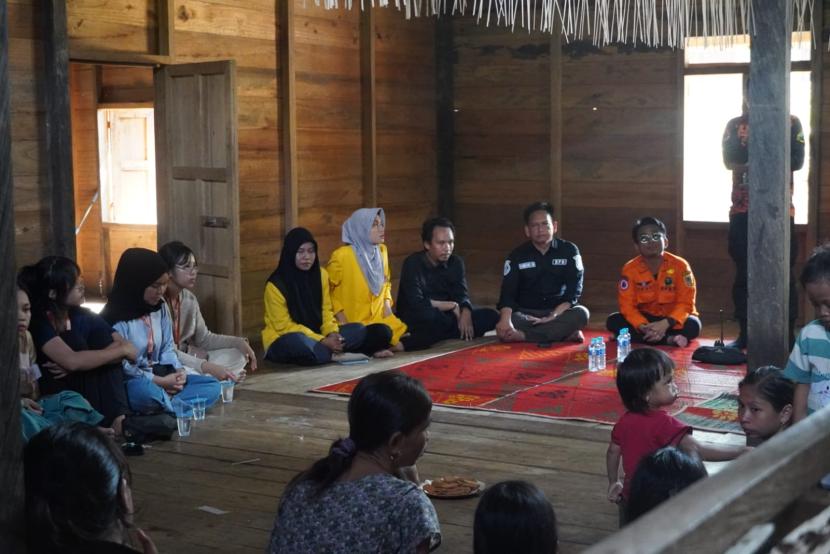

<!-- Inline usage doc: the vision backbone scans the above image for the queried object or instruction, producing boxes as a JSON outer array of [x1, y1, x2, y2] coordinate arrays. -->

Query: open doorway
[[70, 63, 157, 302]]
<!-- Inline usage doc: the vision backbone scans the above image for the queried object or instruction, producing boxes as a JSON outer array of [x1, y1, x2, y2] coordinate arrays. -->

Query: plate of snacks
[[422, 476, 484, 499]]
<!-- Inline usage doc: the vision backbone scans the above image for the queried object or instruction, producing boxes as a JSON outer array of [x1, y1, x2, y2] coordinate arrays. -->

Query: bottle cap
[[620, 327, 628, 334]]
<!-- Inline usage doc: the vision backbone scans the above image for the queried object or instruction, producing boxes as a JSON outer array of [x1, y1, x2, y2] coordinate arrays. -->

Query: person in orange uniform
[[327, 208, 408, 356], [606, 217, 701, 348]]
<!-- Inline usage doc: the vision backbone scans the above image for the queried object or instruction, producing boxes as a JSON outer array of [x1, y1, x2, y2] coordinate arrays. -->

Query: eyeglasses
[[638, 232, 665, 244], [175, 264, 199, 274]]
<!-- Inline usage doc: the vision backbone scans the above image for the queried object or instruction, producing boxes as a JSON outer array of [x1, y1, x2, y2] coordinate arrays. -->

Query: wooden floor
[[129, 324, 743, 553]]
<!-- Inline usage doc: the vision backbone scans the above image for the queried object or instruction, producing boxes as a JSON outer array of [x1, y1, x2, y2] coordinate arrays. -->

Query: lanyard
[[141, 315, 155, 356], [170, 295, 181, 346]]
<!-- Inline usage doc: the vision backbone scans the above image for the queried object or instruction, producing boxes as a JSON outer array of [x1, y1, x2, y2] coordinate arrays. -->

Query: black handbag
[[122, 413, 177, 443], [692, 345, 746, 365]]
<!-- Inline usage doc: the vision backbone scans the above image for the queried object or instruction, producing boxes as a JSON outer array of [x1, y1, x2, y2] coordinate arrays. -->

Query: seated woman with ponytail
[[268, 370, 440, 553], [262, 227, 393, 365]]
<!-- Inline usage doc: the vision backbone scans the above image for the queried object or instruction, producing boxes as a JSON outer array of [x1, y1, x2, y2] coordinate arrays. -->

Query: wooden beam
[[747, 0, 792, 368], [585, 404, 830, 553], [360, 6, 377, 207], [435, 16, 454, 220], [549, 21, 562, 229], [0, 0, 25, 550], [44, 0, 76, 259], [279, 0, 298, 230], [157, 0, 176, 57], [69, 48, 170, 66]]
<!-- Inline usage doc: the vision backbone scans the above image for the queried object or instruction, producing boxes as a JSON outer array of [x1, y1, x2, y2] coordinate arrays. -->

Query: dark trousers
[[606, 312, 701, 344], [265, 323, 392, 365], [38, 331, 131, 427], [401, 307, 500, 351], [511, 305, 590, 343], [728, 212, 798, 322]]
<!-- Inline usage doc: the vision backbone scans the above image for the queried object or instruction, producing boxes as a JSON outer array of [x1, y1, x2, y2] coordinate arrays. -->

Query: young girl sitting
[[606, 348, 747, 524], [19, 256, 136, 434], [159, 240, 256, 380], [17, 284, 107, 442], [473, 480, 558, 554], [738, 366, 794, 447], [101, 248, 220, 415]]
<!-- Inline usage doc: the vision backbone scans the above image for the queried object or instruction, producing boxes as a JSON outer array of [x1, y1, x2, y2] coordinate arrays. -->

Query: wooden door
[[154, 61, 241, 335]]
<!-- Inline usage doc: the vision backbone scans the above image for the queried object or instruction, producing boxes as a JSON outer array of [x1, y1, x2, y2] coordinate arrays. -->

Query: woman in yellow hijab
[[327, 208, 407, 355]]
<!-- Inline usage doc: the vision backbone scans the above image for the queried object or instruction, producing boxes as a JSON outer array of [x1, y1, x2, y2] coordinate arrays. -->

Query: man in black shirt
[[496, 202, 589, 343], [397, 217, 499, 351]]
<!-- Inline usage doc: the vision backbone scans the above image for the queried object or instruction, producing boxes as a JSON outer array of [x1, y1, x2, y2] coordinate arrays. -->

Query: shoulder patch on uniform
[[503, 260, 511, 276], [573, 254, 584, 272], [619, 278, 629, 291], [684, 271, 695, 287]]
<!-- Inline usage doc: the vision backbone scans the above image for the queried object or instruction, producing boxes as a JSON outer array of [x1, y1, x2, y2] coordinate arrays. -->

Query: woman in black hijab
[[102, 248, 220, 414], [262, 228, 392, 365]]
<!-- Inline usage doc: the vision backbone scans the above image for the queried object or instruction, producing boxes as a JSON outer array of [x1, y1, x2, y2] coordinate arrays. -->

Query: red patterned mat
[[311, 331, 747, 429]]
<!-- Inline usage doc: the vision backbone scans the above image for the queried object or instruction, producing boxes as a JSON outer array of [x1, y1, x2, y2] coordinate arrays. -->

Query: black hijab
[[268, 227, 323, 333], [101, 248, 169, 324]]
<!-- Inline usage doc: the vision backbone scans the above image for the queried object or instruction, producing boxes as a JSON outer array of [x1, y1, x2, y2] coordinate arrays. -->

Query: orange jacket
[[617, 252, 698, 329]]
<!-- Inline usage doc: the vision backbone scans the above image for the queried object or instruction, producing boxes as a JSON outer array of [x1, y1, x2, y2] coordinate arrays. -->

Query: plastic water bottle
[[617, 328, 631, 363], [597, 338, 607, 370], [587, 338, 597, 372]]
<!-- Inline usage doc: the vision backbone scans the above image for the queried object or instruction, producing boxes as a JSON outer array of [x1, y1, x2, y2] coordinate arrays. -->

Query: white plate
[[422, 478, 485, 499]]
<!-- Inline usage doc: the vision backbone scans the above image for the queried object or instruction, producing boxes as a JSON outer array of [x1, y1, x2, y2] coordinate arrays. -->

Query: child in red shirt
[[606, 348, 747, 525]]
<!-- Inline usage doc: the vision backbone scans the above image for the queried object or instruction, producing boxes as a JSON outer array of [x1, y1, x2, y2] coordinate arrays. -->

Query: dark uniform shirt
[[722, 113, 804, 215], [497, 239, 583, 311], [396, 251, 473, 326]]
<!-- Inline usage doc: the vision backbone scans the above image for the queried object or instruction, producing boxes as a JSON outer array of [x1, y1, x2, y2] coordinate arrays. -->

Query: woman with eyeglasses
[[101, 248, 220, 416], [606, 216, 702, 347], [327, 208, 408, 356], [159, 241, 257, 382]]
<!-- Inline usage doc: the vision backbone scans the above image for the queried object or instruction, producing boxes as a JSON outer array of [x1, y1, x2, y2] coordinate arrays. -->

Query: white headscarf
[[341, 208, 385, 296]]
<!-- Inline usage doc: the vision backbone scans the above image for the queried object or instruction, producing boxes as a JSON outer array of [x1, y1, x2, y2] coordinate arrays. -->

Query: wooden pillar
[[360, 7, 377, 206], [157, 0, 176, 57], [435, 16, 454, 220], [44, 0, 75, 258], [0, 0, 26, 550], [279, 0, 298, 230], [747, 0, 792, 368], [549, 22, 562, 229]]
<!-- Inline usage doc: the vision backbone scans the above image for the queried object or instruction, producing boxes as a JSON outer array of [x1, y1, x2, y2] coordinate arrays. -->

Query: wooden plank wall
[[8, 0, 50, 266], [452, 19, 551, 306], [292, 4, 436, 293], [293, 5, 362, 258], [374, 10, 437, 282]]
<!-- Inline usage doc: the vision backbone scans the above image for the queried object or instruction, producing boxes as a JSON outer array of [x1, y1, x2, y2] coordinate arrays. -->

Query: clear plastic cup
[[176, 415, 193, 437], [190, 397, 206, 421], [221, 381, 235, 403], [173, 399, 193, 437]]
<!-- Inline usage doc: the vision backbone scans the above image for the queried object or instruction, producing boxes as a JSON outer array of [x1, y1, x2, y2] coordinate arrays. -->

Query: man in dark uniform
[[397, 217, 499, 351], [723, 79, 805, 348], [496, 202, 590, 343]]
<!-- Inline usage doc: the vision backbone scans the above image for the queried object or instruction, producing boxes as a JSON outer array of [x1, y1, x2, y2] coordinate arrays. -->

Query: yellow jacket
[[327, 244, 408, 344], [261, 268, 340, 351]]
